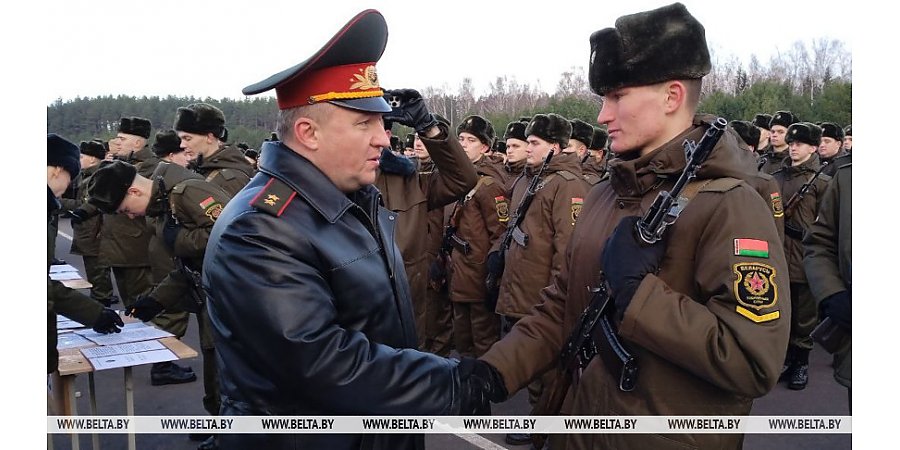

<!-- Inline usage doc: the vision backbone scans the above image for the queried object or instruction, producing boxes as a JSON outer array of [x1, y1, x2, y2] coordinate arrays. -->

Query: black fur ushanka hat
[[457, 115, 495, 146], [525, 113, 572, 148], [786, 122, 822, 147]]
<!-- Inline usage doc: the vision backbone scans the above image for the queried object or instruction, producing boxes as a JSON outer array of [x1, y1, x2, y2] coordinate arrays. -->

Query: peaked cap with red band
[[242, 9, 391, 113]]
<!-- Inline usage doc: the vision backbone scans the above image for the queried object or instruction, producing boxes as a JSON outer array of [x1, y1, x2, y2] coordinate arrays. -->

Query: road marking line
[[455, 433, 509, 450]]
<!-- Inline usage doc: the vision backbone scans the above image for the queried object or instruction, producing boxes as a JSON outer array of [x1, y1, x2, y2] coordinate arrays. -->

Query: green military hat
[[820, 122, 845, 141], [86, 160, 137, 213], [151, 129, 184, 157], [786, 122, 822, 147], [48, 133, 81, 178], [569, 119, 594, 146], [174, 103, 228, 141], [118, 117, 152, 139], [242, 9, 390, 113], [457, 115, 495, 146], [753, 114, 773, 130], [589, 127, 609, 151], [770, 110, 798, 129], [525, 113, 572, 148], [588, 2, 710, 96], [79, 139, 107, 159], [730, 120, 760, 150]]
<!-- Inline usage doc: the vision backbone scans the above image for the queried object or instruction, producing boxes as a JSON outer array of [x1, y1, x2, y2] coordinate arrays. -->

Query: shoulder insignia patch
[[495, 196, 509, 222], [770, 192, 784, 218], [733, 262, 780, 322], [571, 197, 583, 224], [250, 177, 297, 217]]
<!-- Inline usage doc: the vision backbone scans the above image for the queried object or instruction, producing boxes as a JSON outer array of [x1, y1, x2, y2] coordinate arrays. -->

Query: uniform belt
[[450, 235, 471, 255], [512, 226, 529, 248]]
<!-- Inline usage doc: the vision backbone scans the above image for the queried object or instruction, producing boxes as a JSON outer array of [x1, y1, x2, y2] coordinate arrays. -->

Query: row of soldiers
[[49, 103, 255, 450]]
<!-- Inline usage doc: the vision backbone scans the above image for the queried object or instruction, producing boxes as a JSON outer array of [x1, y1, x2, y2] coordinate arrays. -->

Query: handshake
[[382, 89, 438, 134], [457, 357, 508, 415]]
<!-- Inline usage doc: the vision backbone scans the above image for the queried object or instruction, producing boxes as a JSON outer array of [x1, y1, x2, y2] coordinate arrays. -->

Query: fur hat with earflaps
[[569, 119, 594, 147], [820, 122, 845, 141], [786, 122, 822, 147], [525, 113, 572, 148], [174, 103, 228, 141], [152, 130, 184, 157], [457, 115, 495, 146], [87, 160, 138, 213], [769, 111, 798, 129], [79, 139, 108, 160], [588, 3, 710, 96], [753, 114, 773, 130], [589, 127, 608, 151], [503, 121, 527, 142], [48, 134, 81, 178], [730, 120, 761, 150], [118, 117, 152, 139]]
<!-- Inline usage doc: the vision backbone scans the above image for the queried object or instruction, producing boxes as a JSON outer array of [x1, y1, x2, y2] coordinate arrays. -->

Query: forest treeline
[[48, 38, 851, 148]]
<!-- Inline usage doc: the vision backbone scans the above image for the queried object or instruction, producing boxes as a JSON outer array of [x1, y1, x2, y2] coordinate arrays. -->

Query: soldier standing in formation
[[469, 4, 790, 449], [448, 115, 507, 357], [501, 121, 529, 193], [753, 113, 772, 152], [581, 126, 609, 184], [771, 122, 832, 391], [817, 122, 852, 177], [758, 111, 798, 173]]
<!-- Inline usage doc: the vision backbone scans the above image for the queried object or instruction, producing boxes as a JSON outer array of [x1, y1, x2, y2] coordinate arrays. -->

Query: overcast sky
[[38, 0, 853, 104]]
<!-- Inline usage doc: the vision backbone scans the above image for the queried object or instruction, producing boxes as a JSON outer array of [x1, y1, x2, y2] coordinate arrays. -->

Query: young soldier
[[582, 126, 609, 184], [470, 5, 790, 449], [818, 122, 851, 177], [501, 121, 530, 193], [491, 113, 588, 446], [731, 119, 761, 152], [758, 110, 798, 173], [448, 115, 507, 357], [771, 122, 831, 390], [59, 139, 115, 306], [175, 103, 254, 197], [753, 113, 773, 152], [88, 159, 232, 450], [842, 124, 852, 152]]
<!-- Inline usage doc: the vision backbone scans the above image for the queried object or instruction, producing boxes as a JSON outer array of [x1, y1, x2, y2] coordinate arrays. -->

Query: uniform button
[[618, 201, 625, 209]]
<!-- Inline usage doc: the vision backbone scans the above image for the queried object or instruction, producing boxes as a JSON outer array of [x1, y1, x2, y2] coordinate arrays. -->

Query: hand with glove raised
[[125, 295, 166, 322], [819, 290, 851, 330], [457, 357, 508, 415], [601, 216, 669, 323], [92, 308, 124, 334], [382, 89, 438, 134]]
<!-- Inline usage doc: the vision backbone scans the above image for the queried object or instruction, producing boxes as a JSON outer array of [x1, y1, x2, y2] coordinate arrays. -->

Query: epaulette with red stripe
[[249, 177, 297, 217]]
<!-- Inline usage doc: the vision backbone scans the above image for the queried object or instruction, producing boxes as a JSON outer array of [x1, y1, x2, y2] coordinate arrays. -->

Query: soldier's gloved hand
[[819, 291, 851, 330], [92, 308, 124, 334], [486, 251, 504, 277], [68, 208, 93, 225], [601, 216, 668, 323], [382, 89, 438, 134], [162, 214, 182, 250], [457, 357, 508, 415], [125, 295, 165, 322]]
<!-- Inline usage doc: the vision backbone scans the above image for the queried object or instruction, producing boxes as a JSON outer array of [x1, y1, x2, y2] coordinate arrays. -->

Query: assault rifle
[[158, 176, 206, 313], [532, 118, 728, 449], [484, 150, 554, 305], [782, 161, 829, 240]]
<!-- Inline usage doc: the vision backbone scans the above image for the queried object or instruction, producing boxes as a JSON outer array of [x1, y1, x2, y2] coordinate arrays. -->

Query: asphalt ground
[[49, 218, 850, 450]]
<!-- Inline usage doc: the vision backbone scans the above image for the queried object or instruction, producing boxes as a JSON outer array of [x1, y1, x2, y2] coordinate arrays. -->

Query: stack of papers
[[49, 264, 83, 281], [70, 322, 179, 371]]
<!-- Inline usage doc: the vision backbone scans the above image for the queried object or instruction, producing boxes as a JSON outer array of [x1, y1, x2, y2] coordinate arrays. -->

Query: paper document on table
[[49, 264, 80, 274], [57, 314, 73, 322], [80, 340, 166, 359], [75, 325, 174, 345], [57, 320, 85, 330], [50, 271, 83, 281], [87, 349, 178, 371], [57, 333, 94, 350]]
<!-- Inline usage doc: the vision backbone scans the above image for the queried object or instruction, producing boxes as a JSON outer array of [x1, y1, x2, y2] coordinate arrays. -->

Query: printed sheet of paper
[[75, 324, 174, 346], [80, 340, 166, 359], [57, 320, 85, 330], [56, 333, 95, 350], [49, 264, 79, 274], [87, 349, 178, 371], [50, 271, 83, 281]]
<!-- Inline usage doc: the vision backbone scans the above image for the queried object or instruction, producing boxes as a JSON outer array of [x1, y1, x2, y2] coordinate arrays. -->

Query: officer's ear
[[292, 117, 320, 151]]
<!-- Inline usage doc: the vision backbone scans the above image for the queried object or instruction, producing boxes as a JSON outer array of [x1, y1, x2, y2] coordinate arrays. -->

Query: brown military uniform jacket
[[495, 152, 589, 319], [803, 163, 851, 388], [581, 152, 607, 185], [482, 117, 790, 450], [144, 162, 232, 311], [59, 164, 103, 256], [773, 154, 831, 283], [757, 144, 789, 174], [502, 159, 527, 195], [820, 151, 852, 178], [193, 145, 255, 198], [447, 156, 508, 303], [98, 147, 158, 267], [375, 126, 479, 310]]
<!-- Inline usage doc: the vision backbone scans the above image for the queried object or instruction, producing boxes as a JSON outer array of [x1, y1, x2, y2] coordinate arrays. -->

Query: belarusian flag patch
[[734, 238, 769, 258]]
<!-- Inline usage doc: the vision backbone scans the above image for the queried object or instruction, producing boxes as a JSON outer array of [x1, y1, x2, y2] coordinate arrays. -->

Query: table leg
[[88, 372, 99, 450], [124, 367, 135, 450]]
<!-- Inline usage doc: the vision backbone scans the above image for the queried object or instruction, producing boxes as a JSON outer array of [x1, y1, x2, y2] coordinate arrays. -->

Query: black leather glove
[[125, 295, 166, 321], [69, 208, 94, 225], [457, 357, 508, 415], [92, 308, 124, 334], [162, 214, 183, 251], [486, 251, 504, 277], [819, 291, 851, 330], [601, 216, 669, 323], [382, 89, 438, 134]]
